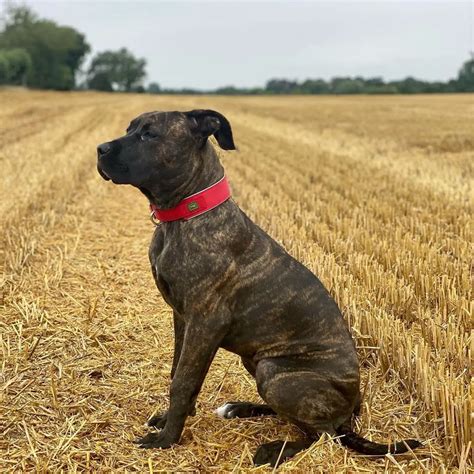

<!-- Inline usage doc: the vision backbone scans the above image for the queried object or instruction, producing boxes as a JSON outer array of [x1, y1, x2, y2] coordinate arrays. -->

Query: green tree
[[88, 72, 113, 91], [456, 57, 474, 92], [390, 77, 428, 94], [0, 53, 9, 84], [87, 48, 147, 92], [147, 82, 161, 94], [2, 48, 32, 85], [265, 79, 298, 94], [0, 5, 90, 89], [300, 79, 329, 94], [331, 77, 364, 94]]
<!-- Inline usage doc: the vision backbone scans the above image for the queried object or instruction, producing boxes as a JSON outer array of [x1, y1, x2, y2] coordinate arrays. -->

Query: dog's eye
[[140, 131, 156, 141]]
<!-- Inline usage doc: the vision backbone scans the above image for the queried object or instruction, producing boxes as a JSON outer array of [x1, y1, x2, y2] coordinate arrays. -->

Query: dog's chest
[[148, 225, 228, 315], [149, 235, 183, 312]]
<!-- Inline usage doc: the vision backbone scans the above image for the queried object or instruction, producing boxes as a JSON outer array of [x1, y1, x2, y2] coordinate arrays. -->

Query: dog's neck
[[139, 144, 225, 210]]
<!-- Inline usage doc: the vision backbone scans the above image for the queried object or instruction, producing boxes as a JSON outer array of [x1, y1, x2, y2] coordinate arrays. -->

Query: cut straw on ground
[[1, 90, 472, 472]]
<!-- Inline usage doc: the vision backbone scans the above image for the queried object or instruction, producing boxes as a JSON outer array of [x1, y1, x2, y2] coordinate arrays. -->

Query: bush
[[0, 53, 9, 84], [0, 48, 32, 85]]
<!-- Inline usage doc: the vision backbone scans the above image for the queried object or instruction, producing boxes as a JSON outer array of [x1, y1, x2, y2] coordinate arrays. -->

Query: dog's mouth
[[97, 164, 111, 181]]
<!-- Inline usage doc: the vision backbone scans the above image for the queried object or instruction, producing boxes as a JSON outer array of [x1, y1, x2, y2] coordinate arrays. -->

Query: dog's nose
[[97, 142, 111, 156]]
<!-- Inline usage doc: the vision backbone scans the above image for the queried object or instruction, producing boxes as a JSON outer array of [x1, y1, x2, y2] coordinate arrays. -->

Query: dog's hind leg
[[241, 356, 257, 377], [252, 357, 358, 466], [215, 357, 276, 419]]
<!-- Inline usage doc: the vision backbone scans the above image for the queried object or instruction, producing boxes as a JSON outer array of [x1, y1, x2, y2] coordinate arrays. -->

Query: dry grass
[[0, 90, 472, 472]]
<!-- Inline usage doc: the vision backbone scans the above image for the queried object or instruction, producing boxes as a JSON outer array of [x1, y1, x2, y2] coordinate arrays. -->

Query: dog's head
[[97, 109, 235, 190]]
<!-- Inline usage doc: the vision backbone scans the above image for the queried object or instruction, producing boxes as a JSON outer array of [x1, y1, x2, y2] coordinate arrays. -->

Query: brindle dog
[[97, 110, 421, 467]]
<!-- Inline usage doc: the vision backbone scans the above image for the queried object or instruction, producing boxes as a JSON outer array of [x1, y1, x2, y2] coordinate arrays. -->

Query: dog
[[97, 109, 421, 467]]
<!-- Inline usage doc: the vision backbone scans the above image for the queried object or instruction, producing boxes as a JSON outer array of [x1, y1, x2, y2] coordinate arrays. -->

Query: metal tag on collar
[[187, 201, 199, 212]]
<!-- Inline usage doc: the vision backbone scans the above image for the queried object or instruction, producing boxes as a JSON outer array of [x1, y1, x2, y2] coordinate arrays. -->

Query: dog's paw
[[253, 439, 312, 467], [253, 440, 287, 466], [215, 402, 236, 418], [215, 401, 275, 419], [148, 406, 196, 427], [133, 431, 176, 449], [147, 411, 167, 429]]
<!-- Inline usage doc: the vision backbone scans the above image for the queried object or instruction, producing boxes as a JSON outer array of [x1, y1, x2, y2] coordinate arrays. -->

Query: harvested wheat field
[[0, 89, 472, 472]]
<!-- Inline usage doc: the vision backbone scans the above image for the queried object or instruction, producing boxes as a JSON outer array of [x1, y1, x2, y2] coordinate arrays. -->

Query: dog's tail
[[335, 420, 422, 455]]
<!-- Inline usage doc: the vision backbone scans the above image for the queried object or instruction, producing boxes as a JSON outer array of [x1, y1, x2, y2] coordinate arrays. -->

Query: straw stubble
[[0, 90, 471, 472]]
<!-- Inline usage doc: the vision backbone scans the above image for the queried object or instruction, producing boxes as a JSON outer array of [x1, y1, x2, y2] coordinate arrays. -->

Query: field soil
[[1, 90, 472, 472]]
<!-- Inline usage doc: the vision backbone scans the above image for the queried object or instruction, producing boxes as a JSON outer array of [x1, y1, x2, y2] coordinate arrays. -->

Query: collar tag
[[187, 201, 199, 212]]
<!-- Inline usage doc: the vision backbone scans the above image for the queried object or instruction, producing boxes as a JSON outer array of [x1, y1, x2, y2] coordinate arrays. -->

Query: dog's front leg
[[137, 313, 229, 449], [170, 311, 184, 379], [147, 311, 196, 428], [170, 312, 198, 416]]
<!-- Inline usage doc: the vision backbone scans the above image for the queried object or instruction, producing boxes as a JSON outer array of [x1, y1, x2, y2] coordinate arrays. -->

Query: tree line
[[1, 5, 473, 94], [0, 6, 146, 91]]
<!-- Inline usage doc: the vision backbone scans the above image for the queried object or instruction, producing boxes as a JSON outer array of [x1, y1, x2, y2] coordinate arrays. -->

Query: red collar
[[149, 176, 231, 223]]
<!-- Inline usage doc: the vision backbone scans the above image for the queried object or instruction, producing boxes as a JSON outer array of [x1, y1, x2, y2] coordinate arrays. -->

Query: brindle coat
[[97, 110, 421, 467]]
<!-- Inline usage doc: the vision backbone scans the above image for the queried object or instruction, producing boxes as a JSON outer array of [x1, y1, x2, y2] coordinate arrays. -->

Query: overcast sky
[[12, 1, 474, 89]]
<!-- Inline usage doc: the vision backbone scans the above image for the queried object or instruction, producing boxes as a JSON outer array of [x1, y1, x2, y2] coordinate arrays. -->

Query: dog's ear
[[185, 109, 236, 150]]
